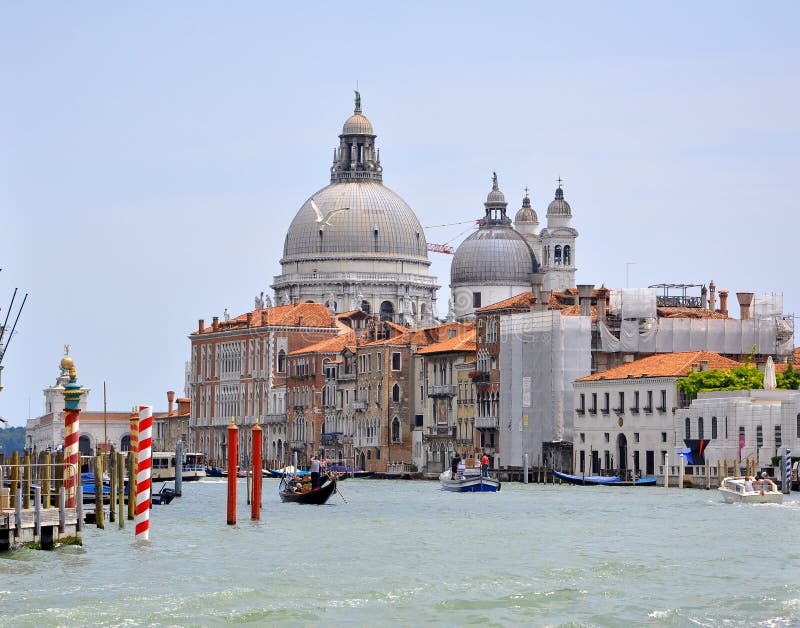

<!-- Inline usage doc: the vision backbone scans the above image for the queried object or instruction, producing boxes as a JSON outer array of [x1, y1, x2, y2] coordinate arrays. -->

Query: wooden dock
[[0, 503, 81, 551]]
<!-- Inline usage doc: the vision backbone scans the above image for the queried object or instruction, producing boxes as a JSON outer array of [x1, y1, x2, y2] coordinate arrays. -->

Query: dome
[[451, 227, 538, 285], [342, 113, 374, 136], [282, 180, 429, 263], [485, 171, 506, 206], [547, 186, 571, 216], [514, 194, 538, 224]]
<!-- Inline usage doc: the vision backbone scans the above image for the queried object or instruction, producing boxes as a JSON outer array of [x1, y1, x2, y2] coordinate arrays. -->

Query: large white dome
[[282, 181, 429, 263]]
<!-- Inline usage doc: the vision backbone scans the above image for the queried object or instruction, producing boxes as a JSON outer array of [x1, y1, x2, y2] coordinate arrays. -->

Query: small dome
[[547, 186, 571, 216], [485, 172, 506, 205], [342, 113, 374, 136], [451, 227, 539, 285], [514, 194, 538, 224]]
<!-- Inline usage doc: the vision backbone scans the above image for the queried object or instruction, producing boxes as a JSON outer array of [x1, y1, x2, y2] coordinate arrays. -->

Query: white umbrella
[[764, 356, 777, 390]]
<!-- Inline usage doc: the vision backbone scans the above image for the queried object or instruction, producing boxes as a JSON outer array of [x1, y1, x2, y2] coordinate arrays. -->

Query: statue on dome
[[354, 90, 361, 112]]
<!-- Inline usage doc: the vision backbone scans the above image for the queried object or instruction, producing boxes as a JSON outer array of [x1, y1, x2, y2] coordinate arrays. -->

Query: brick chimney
[[167, 390, 175, 416], [177, 398, 190, 415], [701, 285, 708, 308], [246, 312, 252, 327], [198, 319, 205, 333], [709, 280, 716, 312], [736, 292, 754, 321], [577, 284, 594, 317], [212, 316, 219, 331], [596, 285, 609, 324], [719, 290, 729, 316]]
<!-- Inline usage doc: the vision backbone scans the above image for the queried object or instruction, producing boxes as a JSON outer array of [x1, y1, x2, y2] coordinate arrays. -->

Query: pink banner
[[738, 433, 745, 457]]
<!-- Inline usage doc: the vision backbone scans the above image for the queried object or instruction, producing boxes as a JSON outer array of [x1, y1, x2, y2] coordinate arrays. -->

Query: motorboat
[[718, 476, 783, 504], [439, 469, 500, 492], [151, 452, 207, 481]]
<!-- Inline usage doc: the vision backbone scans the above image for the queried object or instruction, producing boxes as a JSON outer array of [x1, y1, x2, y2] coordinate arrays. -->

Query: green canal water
[[2, 478, 800, 626]]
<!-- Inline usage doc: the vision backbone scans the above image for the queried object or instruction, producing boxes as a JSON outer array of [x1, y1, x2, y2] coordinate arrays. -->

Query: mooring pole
[[252, 420, 262, 520], [227, 418, 238, 525]]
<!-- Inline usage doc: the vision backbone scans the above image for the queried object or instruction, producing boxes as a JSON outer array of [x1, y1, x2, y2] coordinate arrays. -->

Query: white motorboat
[[439, 469, 501, 492], [718, 476, 783, 504]]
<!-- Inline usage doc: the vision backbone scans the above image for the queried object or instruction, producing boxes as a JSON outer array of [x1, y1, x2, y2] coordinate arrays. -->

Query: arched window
[[563, 245, 571, 265], [392, 384, 400, 403], [361, 300, 371, 313], [685, 417, 691, 440], [392, 417, 400, 443], [711, 416, 718, 439], [380, 301, 394, 321], [698, 417, 704, 439], [554, 245, 562, 265], [277, 350, 286, 373]]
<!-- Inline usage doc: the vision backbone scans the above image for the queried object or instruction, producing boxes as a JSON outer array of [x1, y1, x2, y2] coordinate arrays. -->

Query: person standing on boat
[[450, 455, 460, 480], [760, 472, 775, 491], [481, 453, 490, 478], [310, 455, 321, 490]]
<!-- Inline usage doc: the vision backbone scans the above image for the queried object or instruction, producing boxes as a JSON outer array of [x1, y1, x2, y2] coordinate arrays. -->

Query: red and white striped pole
[[135, 405, 153, 540], [60, 355, 85, 509]]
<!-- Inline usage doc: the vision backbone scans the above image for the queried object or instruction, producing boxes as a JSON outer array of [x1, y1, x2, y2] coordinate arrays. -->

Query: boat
[[718, 476, 783, 504], [553, 470, 657, 486], [151, 483, 176, 505], [327, 465, 374, 479], [279, 473, 338, 504], [268, 465, 309, 478], [205, 466, 224, 478], [151, 452, 207, 482], [80, 472, 111, 503], [439, 469, 501, 492]]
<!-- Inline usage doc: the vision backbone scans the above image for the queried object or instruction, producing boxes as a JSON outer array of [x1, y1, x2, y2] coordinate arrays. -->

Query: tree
[[677, 365, 763, 400], [777, 363, 800, 390]]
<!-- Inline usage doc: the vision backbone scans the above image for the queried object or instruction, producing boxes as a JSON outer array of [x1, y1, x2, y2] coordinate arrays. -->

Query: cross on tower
[[557, 176, 563, 188]]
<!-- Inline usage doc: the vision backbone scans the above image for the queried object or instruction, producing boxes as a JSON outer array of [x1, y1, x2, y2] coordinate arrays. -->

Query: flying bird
[[310, 198, 349, 226]]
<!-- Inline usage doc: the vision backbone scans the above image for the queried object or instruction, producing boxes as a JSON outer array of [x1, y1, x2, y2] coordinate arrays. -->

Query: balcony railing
[[475, 416, 499, 429], [629, 407, 640, 415], [429, 384, 457, 397], [353, 401, 366, 412], [320, 433, 344, 446], [263, 413, 286, 425], [290, 439, 306, 452], [426, 425, 455, 438]]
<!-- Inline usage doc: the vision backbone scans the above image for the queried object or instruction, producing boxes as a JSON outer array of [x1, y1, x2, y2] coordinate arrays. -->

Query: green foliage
[[677, 365, 763, 400], [777, 363, 800, 390], [0, 427, 25, 456]]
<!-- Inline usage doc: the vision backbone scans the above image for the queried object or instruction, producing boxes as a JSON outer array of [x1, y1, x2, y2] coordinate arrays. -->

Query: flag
[[739, 433, 745, 457], [677, 447, 693, 464]]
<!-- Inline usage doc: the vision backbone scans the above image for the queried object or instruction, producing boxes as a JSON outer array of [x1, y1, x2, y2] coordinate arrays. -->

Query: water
[[2, 478, 800, 626]]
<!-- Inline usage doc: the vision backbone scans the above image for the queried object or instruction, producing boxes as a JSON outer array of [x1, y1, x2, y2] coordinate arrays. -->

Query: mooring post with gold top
[[251, 420, 262, 520], [227, 417, 238, 525], [60, 352, 85, 509]]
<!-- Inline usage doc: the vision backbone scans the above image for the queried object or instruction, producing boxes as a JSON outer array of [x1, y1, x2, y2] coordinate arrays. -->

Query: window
[[580, 433, 585, 443], [775, 425, 782, 448], [631, 391, 640, 413], [602, 392, 610, 414], [392, 417, 401, 443], [659, 390, 667, 412], [634, 432, 640, 443], [698, 417, 704, 440], [277, 350, 286, 373], [590, 393, 597, 414], [377, 353, 382, 371], [563, 245, 571, 266], [577, 393, 585, 415], [661, 432, 667, 443], [644, 390, 653, 413], [613, 392, 624, 413], [712, 416, 718, 439], [604, 433, 610, 443], [472, 292, 481, 308], [685, 418, 691, 440], [391, 352, 401, 371], [797, 413, 800, 438], [392, 384, 400, 403], [756, 425, 763, 448]]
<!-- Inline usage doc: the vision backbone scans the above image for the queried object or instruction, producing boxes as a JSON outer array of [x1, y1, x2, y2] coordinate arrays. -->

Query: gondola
[[279, 473, 338, 505], [553, 470, 656, 486]]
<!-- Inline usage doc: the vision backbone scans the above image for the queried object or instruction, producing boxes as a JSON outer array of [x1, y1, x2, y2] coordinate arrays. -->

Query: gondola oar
[[332, 473, 348, 504]]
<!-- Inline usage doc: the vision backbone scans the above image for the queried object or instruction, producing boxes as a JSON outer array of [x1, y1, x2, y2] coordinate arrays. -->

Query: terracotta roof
[[656, 307, 729, 319], [193, 303, 335, 334], [417, 330, 477, 355], [289, 330, 356, 356], [476, 291, 535, 313], [578, 351, 742, 381], [359, 322, 473, 348]]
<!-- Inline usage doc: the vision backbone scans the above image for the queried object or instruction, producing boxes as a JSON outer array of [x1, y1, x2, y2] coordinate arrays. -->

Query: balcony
[[290, 439, 306, 452], [475, 416, 499, 429], [469, 372, 490, 384], [263, 413, 286, 425], [426, 425, 455, 438], [353, 401, 366, 412], [588, 408, 597, 415], [429, 384, 457, 397], [629, 407, 640, 415], [656, 406, 667, 413], [642, 406, 653, 414], [320, 432, 344, 446]]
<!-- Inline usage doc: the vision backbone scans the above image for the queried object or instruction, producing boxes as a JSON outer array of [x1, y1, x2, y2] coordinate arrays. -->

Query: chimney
[[293, 297, 299, 305], [719, 290, 729, 316], [261, 309, 267, 326], [177, 398, 190, 415], [700, 360, 708, 372], [212, 316, 219, 331], [691, 363, 699, 373], [198, 319, 205, 333], [529, 272, 546, 311], [736, 292, 754, 321], [246, 312, 253, 327], [298, 315, 303, 326], [167, 390, 175, 416], [701, 285, 708, 308], [577, 284, 594, 317], [709, 280, 716, 312], [596, 285, 609, 324]]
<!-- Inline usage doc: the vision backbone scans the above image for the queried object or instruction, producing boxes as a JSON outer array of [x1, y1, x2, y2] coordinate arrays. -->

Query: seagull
[[310, 198, 349, 227]]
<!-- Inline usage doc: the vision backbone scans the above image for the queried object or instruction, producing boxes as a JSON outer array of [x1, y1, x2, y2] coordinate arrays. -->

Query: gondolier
[[310, 455, 321, 489]]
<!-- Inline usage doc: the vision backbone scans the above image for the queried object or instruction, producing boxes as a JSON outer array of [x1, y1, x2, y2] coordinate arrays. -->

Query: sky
[[2, 2, 798, 426]]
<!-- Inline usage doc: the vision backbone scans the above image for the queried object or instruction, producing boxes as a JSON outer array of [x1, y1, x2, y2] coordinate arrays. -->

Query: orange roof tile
[[578, 351, 742, 381], [193, 303, 335, 334], [417, 330, 477, 355], [476, 291, 535, 313], [289, 330, 356, 356], [656, 307, 729, 319]]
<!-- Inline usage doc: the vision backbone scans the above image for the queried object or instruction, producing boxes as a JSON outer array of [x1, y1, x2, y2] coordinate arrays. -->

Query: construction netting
[[753, 293, 783, 319], [608, 288, 658, 320]]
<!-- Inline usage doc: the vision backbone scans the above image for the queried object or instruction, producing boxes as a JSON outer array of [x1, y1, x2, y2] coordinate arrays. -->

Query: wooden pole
[[252, 421, 262, 520], [43, 450, 52, 509], [109, 451, 116, 523], [127, 451, 135, 521], [117, 453, 125, 529], [10, 451, 18, 509], [23, 450, 31, 510], [95, 453, 104, 529], [227, 418, 238, 525]]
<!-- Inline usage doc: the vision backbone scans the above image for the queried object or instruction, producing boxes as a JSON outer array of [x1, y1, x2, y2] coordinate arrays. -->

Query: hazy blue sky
[[2, 2, 798, 426]]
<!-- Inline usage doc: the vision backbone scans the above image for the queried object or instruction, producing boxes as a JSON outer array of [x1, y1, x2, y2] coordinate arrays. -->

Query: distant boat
[[327, 465, 373, 479], [151, 482, 176, 505], [205, 466, 224, 478], [439, 469, 500, 492], [553, 470, 656, 486], [718, 476, 783, 504], [151, 452, 207, 481]]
